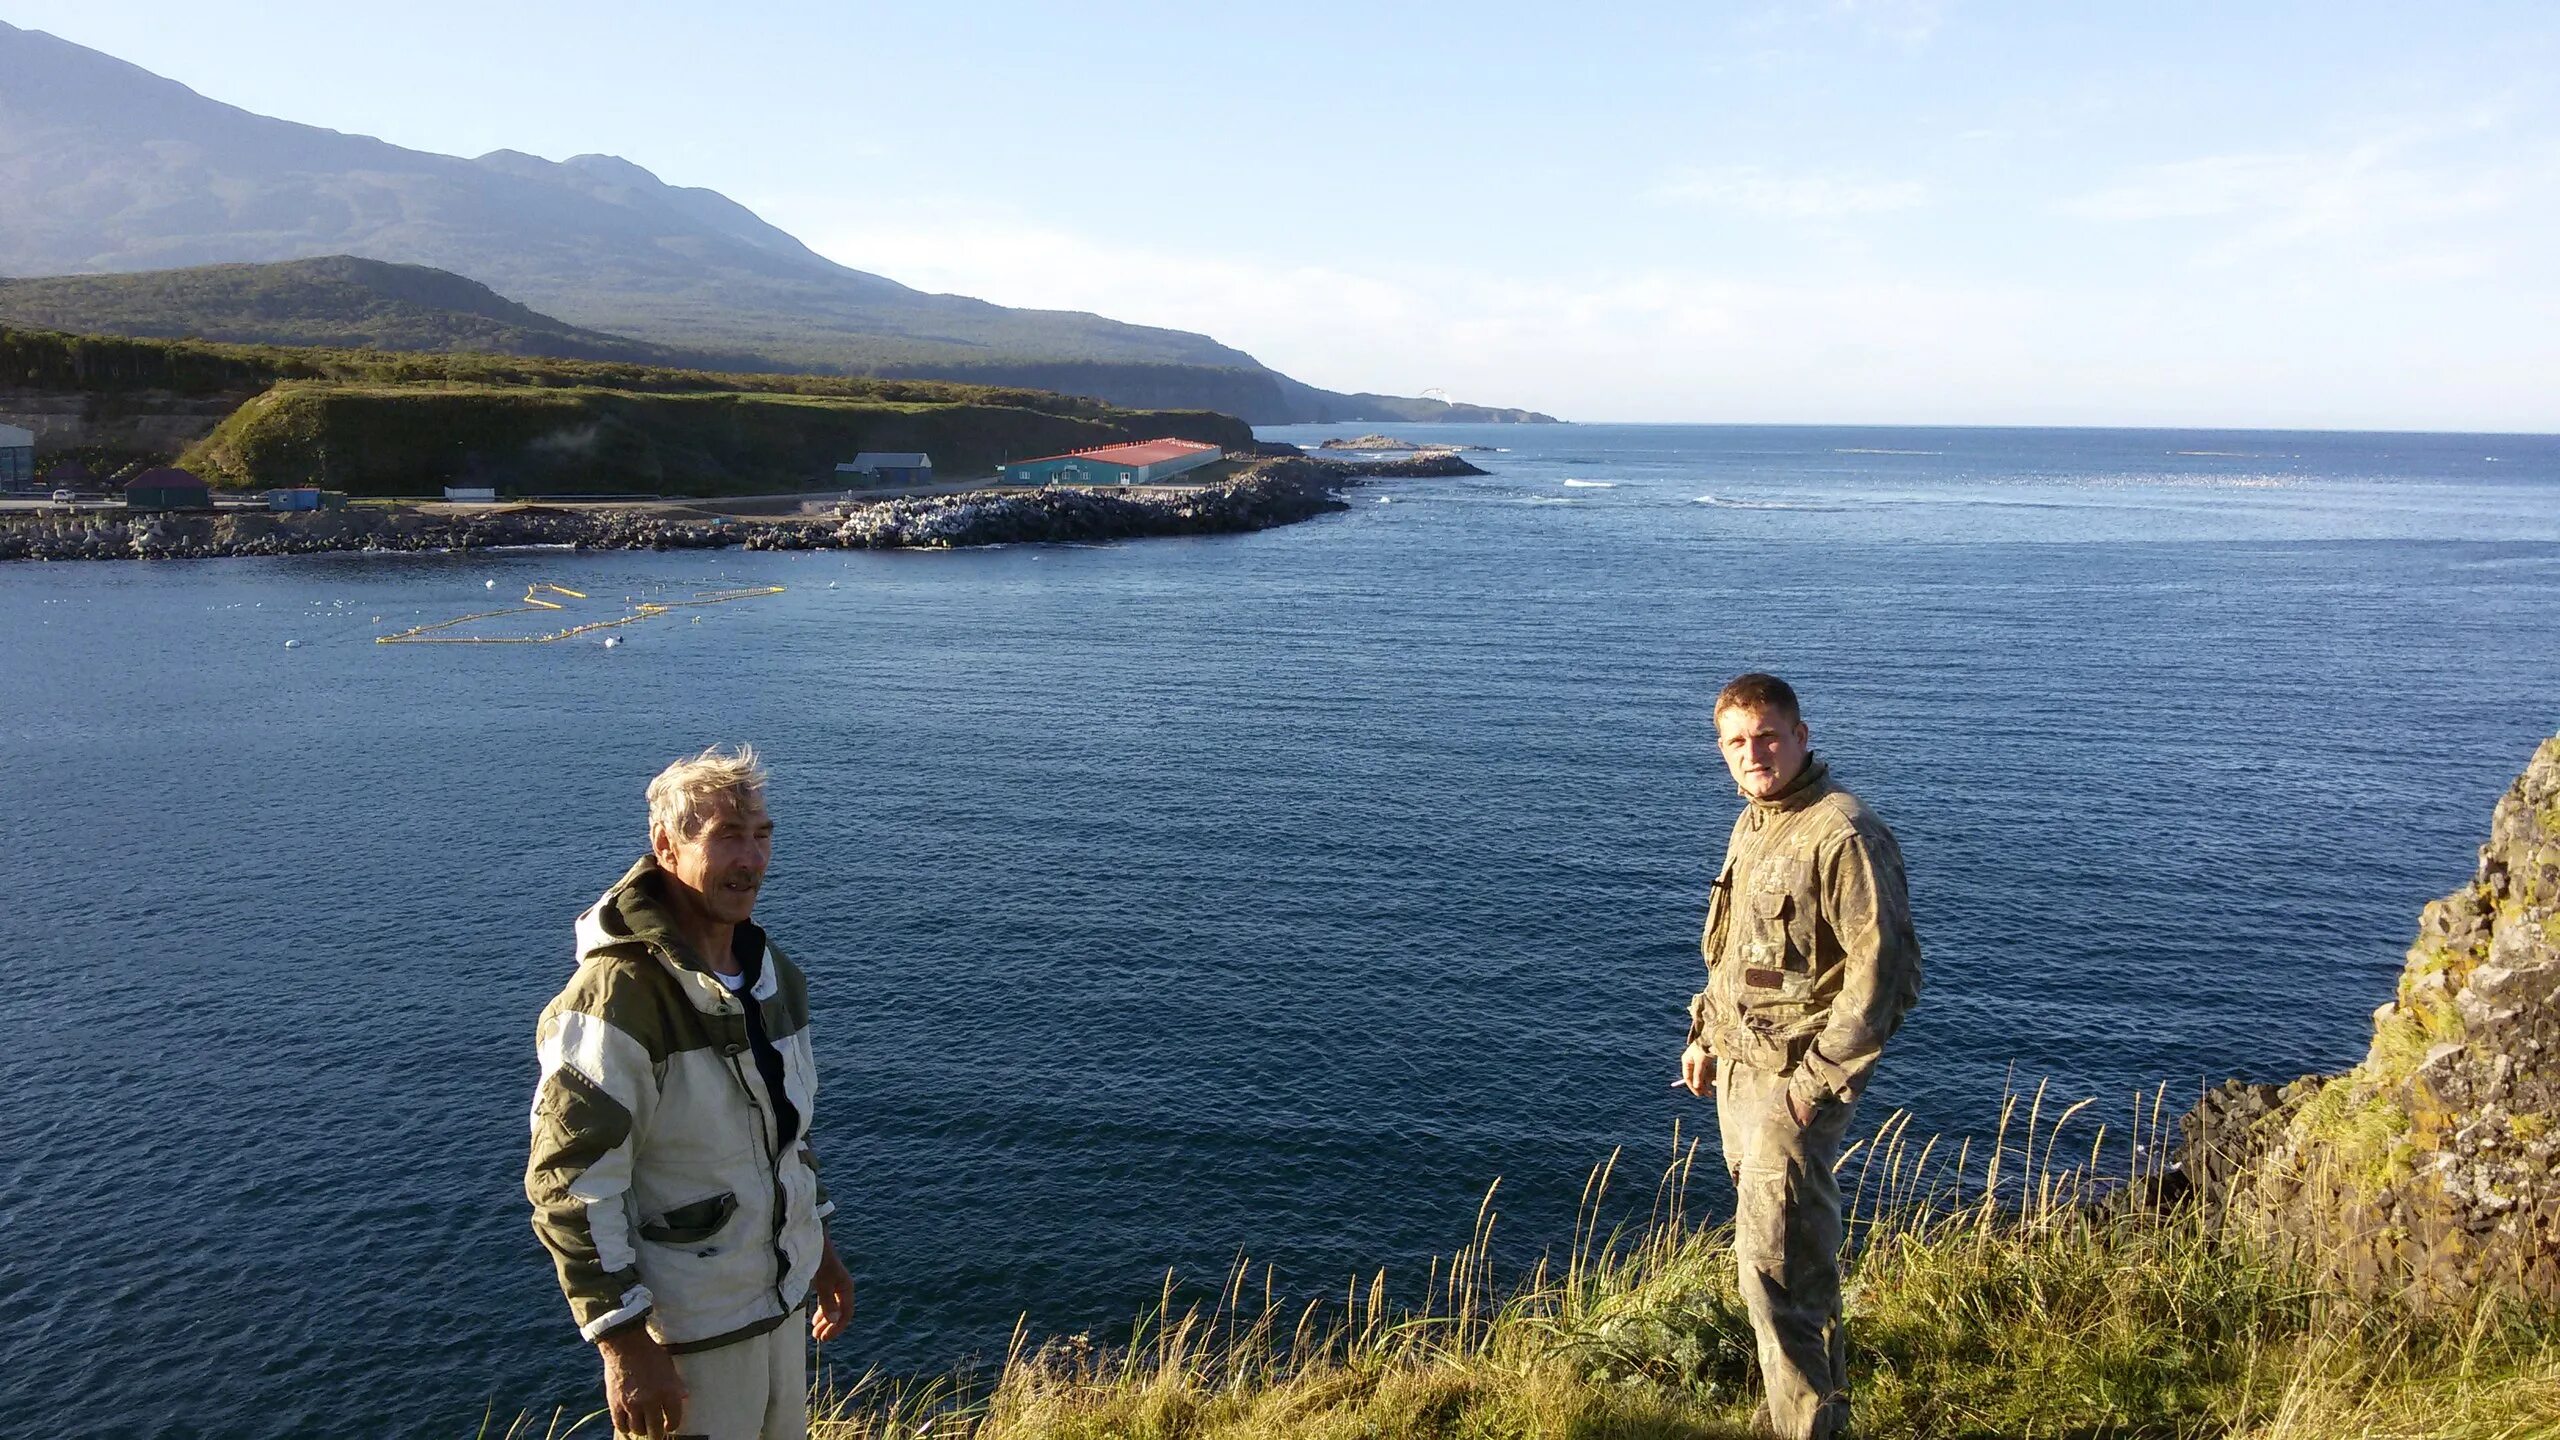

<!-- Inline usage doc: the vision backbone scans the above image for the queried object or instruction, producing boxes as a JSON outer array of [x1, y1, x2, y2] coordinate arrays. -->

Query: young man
[[1680, 674, 1922, 1440], [527, 745, 855, 1439]]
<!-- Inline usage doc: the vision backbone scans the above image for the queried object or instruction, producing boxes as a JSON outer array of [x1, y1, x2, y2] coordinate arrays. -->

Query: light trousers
[[647, 1311, 808, 1440], [1716, 1059, 1856, 1440]]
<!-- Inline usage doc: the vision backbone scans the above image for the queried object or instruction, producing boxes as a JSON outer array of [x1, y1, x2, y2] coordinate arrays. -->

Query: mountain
[[0, 22, 1556, 424], [0, 255, 757, 366]]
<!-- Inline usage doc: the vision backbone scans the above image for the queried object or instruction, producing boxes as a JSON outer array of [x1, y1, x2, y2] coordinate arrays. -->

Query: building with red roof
[[1000, 437, 1225, 488]]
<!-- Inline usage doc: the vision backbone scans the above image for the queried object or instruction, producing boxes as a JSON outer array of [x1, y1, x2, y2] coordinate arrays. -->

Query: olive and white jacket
[[526, 857, 833, 1351]]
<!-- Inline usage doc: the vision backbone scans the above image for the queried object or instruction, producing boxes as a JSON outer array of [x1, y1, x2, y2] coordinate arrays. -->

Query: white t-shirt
[[713, 968, 747, 993]]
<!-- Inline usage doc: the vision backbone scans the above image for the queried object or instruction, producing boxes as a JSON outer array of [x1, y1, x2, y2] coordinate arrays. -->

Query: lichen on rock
[[2182, 732, 2560, 1307]]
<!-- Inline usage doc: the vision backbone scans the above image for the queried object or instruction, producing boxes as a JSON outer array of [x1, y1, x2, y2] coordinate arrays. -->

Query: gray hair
[[646, 744, 769, 840]]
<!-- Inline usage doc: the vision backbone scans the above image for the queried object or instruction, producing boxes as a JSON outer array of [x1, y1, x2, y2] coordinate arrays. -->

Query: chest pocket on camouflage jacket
[[1737, 877, 1819, 1011]]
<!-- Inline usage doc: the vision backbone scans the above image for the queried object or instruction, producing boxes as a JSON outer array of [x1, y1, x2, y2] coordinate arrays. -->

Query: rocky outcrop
[[831, 463, 1354, 548], [0, 455, 1473, 561], [2182, 733, 2560, 1308], [1315, 434, 1493, 453], [1274, 452, 1488, 480]]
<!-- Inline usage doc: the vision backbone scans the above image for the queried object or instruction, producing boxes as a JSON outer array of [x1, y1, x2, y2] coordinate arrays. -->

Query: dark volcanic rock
[[2180, 733, 2560, 1309], [834, 465, 1349, 548]]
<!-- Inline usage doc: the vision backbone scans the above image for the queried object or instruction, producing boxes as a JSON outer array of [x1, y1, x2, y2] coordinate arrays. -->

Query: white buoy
[[603, 635, 623, 648], [284, 639, 301, 648], [485, 579, 498, 589]]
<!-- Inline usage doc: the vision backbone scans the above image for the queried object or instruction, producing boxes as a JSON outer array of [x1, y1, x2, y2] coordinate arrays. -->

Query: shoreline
[[0, 453, 1483, 563]]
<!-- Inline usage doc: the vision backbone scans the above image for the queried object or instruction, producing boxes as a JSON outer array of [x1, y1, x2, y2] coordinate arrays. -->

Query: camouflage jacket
[[1689, 755, 1923, 1111]]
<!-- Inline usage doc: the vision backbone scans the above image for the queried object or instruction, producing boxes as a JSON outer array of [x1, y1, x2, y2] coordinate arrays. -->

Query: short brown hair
[[1715, 672, 1801, 722]]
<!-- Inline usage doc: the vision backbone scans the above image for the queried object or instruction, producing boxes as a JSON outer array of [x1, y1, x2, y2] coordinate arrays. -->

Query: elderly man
[[1680, 674, 1922, 1440], [527, 745, 855, 1439]]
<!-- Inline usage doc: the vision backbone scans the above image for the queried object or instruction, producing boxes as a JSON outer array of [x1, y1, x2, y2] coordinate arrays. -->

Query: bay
[[3, 423, 2555, 1437]]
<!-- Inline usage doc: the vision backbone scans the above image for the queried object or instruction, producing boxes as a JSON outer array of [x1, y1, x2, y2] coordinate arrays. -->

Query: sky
[[11, 0, 2560, 429]]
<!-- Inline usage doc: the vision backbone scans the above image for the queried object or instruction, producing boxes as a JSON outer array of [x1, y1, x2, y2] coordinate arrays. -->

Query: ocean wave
[[1834, 447, 1941, 456], [1561, 478, 1616, 488], [1693, 493, 1819, 510]]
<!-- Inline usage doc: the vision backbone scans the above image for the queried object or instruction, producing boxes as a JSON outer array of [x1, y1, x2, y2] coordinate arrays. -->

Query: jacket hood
[[574, 855, 777, 1010]]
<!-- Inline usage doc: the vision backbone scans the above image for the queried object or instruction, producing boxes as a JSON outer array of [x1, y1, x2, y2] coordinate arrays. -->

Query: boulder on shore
[[2181, 732, 2560, 1309]]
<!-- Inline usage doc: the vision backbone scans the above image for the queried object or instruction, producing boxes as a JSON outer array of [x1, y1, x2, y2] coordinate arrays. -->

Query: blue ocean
[[4, 423, 2556, 1438]]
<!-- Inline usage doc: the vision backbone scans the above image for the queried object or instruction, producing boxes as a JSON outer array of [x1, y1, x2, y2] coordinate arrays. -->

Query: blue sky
[[13, 1, 2560, 428]]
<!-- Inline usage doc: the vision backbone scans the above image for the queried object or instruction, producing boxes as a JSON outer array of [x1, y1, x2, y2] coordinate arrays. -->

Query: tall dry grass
[[499, 1085, 2560, 1439]]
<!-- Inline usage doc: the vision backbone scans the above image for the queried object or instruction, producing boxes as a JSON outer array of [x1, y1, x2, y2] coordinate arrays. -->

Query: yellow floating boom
[[377, 582, 783, 644]]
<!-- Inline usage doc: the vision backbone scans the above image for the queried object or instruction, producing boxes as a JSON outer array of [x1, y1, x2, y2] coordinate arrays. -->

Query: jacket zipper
[[665, 940, 800, 1319], [721, 1045, 795, 1314]]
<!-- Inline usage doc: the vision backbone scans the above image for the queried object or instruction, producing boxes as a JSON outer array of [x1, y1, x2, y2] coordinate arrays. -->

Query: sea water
[[3, 423, 2556, 1436]]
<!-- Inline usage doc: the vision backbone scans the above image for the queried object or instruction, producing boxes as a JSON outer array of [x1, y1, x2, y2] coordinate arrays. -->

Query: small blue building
[[1000, 438, 1224, 487], [837, 452, 934, 486]]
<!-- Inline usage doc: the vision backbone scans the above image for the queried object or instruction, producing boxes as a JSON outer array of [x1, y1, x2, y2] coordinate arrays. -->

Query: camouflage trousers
[[1716, 1058, 1856, 1440]]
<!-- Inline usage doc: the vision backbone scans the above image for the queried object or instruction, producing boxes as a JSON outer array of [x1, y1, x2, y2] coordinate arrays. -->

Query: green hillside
[[182, 383, 1248, 496], [0, 322, 1134, 416], [0, 256, 758, 367], [2, 321, 1249, 496]]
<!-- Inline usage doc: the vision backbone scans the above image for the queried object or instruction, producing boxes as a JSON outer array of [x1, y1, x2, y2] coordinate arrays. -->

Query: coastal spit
[[0, 454, 1483, 562]]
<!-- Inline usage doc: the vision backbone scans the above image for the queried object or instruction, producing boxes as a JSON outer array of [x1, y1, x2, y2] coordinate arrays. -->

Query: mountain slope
[[0, 22, 1554, 422], [0, 255, 758, 365]]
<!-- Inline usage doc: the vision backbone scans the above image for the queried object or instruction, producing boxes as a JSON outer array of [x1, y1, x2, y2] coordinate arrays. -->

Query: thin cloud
[[2057, 113, 2553, 269], [1737, 0, 1948, 49], [1650, 164, 1927, 217], [775, 171, 2557, 429], [1831, 0, 1947, 47]]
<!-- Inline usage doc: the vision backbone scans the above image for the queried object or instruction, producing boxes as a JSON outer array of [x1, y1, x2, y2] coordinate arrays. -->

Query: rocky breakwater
[[0, 453, 1484, 561], [833, 457, 1340, 548], [2181, 731, 2560, 1308], [0, 505, 831, 560]]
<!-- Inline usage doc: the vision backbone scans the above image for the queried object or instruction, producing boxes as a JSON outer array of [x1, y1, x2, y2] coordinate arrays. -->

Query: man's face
[[1716, 703, 1811, 800], [653, 791, 773, 926]]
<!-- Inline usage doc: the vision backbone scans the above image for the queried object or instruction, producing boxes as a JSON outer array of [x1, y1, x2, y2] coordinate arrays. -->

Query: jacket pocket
[[639, 1191, 737, 1246]]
